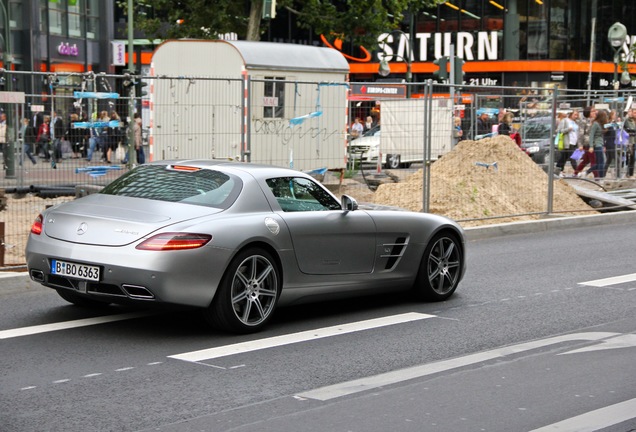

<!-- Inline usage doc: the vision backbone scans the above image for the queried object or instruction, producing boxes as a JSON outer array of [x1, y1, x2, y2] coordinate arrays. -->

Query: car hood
[[43, 194, 222, 246]]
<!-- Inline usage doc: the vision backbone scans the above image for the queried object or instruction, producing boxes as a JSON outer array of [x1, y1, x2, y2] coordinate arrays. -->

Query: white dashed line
[[52, 379, 70, 384], [83, 373, 102, 378], [115, 367, 135, 372]]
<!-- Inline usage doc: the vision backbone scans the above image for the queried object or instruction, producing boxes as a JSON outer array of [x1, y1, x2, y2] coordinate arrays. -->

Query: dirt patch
[[372, 136, 595, 226]]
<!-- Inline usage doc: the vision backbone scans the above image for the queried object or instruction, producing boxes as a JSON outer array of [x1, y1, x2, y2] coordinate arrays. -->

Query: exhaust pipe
[[121, 284, 155, 300], [30, 270, 45, 282]]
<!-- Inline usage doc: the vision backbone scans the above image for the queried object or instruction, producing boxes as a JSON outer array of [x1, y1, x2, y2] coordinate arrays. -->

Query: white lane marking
[[83, 373, 102, 378], [0, 312, 154, 339], [20, 386, 37, 391], [579, 273, 636, 287], [297, 332, 620, 401], [559, 334, 636, 355], [169, 313, 435, 363], [52, 379, 70, 384], [115, 367, 135, 372], [528, 397, 636, 432]]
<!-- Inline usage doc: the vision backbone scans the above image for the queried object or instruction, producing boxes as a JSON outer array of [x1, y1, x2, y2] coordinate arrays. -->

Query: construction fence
[[1, 69, 634, 266]]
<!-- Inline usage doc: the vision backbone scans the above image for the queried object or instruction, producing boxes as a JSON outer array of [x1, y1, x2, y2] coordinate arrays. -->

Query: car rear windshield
[[100, 164, 241, 209]]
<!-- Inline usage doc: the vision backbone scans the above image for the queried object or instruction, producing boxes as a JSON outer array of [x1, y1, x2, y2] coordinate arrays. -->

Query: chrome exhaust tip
[[30, 270, 45, 282], [121, 284, 155, 300]]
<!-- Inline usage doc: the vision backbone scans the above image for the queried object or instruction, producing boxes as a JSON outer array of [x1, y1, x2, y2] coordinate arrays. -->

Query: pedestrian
[[497, 112, 514, 136], [50, 110, 65, 168], [350, 117, 364, 139], [588, 109, 608, 178], [624, 108, 636, 178], [105, 111, 122, 163], [0, 112, 6, 169], [36, 115, 52, 164], [19, 118, 37, 165], [556, 112, 575, 174], [363, 115, 376, 133], [602, 110, 619, 178], [65, 113, 85, 159], [133, 113, 145, 164], [453, 116, 463, 145], [476, 112, 490, 137]]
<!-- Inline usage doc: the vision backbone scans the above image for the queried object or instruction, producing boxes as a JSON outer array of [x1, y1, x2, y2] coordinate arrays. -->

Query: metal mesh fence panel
[[2, 71, 635, 267]]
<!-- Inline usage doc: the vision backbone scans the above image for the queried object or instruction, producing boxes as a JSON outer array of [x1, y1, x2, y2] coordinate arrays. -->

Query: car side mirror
[[341, 195, 358, 211]]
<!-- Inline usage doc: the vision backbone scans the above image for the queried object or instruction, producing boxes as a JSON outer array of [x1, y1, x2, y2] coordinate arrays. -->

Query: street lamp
[[378, 30, 413, 97], [608, 22, 627, 90]]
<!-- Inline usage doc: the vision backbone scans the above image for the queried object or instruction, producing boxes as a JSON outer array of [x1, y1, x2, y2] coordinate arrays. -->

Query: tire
[[205, 248, 280, 334], [413, 232, 462, 301], [55, 288, 110, 307], [385, 154, 401, 169]]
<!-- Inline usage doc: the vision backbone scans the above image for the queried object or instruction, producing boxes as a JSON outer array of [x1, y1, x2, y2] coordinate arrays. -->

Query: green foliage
[[119, 0, 444, 46]]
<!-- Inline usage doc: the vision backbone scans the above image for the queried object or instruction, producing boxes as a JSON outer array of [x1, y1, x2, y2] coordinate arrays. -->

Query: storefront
[[319, 0, 636, 93]]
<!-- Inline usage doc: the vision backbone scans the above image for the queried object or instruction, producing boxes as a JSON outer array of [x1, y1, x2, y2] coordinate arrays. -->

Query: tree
[[122, 0, 445, 48]]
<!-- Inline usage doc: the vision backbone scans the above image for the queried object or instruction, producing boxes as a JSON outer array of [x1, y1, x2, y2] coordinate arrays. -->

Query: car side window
[[266, 177, 341, 212]]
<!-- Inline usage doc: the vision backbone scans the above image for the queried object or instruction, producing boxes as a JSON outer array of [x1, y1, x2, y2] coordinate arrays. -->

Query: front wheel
[[205, 248, 280, 333], [413, 232, 462, 301]]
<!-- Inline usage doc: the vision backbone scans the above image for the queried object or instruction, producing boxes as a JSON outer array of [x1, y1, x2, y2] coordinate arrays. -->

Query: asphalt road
[[1, 214, 635, 432]]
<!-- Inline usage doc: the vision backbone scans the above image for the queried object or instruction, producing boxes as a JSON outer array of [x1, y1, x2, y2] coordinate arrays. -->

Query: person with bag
[[556, 111, 579, 175]]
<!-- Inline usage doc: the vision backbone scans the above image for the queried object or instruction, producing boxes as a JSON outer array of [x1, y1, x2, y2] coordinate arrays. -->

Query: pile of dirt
[[373, 136, 596, 225]]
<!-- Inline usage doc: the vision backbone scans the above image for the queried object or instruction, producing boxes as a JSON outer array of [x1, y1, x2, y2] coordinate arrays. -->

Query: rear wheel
[[205, 248, 280, 333], [413, 232, 462, 301], [55, 288, 110, 307]]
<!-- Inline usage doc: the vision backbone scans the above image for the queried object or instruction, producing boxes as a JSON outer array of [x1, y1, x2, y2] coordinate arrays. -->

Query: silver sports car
[[26, 160, 466, 333]]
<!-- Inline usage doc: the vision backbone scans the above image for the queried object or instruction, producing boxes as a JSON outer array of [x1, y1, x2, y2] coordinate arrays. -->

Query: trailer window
[[264, 77, 285, 119]]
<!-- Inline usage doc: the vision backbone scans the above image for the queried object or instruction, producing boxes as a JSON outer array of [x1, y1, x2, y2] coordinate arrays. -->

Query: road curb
[[464, 210, 636, 240]]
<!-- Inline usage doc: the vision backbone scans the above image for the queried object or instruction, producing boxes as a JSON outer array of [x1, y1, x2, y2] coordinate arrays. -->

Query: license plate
[[51, 259, 100, 281]]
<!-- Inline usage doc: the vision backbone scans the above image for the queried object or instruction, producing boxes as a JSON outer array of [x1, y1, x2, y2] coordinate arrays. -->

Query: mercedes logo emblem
[[77, 222, 88, 235]]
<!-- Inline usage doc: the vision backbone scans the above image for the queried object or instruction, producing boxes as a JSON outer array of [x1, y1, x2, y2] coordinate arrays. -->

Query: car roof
[[148, 159, 311, 181]]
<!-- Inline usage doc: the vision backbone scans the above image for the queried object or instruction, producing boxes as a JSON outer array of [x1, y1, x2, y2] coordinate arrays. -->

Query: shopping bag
[[570, 148, 584, 160]]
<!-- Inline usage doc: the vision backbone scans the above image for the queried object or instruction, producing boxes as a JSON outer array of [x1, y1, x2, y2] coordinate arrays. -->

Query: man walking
[[50, 110, 64, 168]]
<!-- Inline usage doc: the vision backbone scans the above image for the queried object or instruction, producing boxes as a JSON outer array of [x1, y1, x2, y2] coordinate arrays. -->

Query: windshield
[[100, 164, 242, 209], [521, 118, 552, 140]]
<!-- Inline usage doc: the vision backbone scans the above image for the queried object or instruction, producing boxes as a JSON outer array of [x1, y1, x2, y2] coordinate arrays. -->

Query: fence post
[[547, 85, 559, 214], [422, 79, 434, 213], [0, 221, 4, 267]]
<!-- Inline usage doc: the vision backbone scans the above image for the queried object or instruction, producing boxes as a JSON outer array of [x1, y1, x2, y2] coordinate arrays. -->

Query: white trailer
[[149, 40, 350, 170], [350, 98, 454, 168], [381, 98, 454, 166]]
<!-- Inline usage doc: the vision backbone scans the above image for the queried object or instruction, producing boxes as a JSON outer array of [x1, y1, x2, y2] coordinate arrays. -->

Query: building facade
[[267, 0, 636, 93], [1, 0, 115, 94]]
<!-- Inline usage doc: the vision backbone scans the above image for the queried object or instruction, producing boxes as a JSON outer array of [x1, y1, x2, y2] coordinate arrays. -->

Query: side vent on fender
[[382, 237, 408, 270]]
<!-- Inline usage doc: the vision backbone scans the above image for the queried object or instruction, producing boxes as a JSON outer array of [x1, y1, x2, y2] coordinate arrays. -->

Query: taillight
[[136, 233, 212, 251], [30, 214, 43, 235]]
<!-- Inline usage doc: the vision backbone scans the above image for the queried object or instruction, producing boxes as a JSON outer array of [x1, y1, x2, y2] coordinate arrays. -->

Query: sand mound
[[373, 135, 595, 225]]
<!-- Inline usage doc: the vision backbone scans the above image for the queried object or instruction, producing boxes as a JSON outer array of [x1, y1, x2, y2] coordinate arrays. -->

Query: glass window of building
[[86, 0, 100, 39], [9, 0, 21, 29], [68, 0, 83, 37], [48, 0, 66, 36], [549, 0, 568, 59], [525, 0, 548, 59]]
